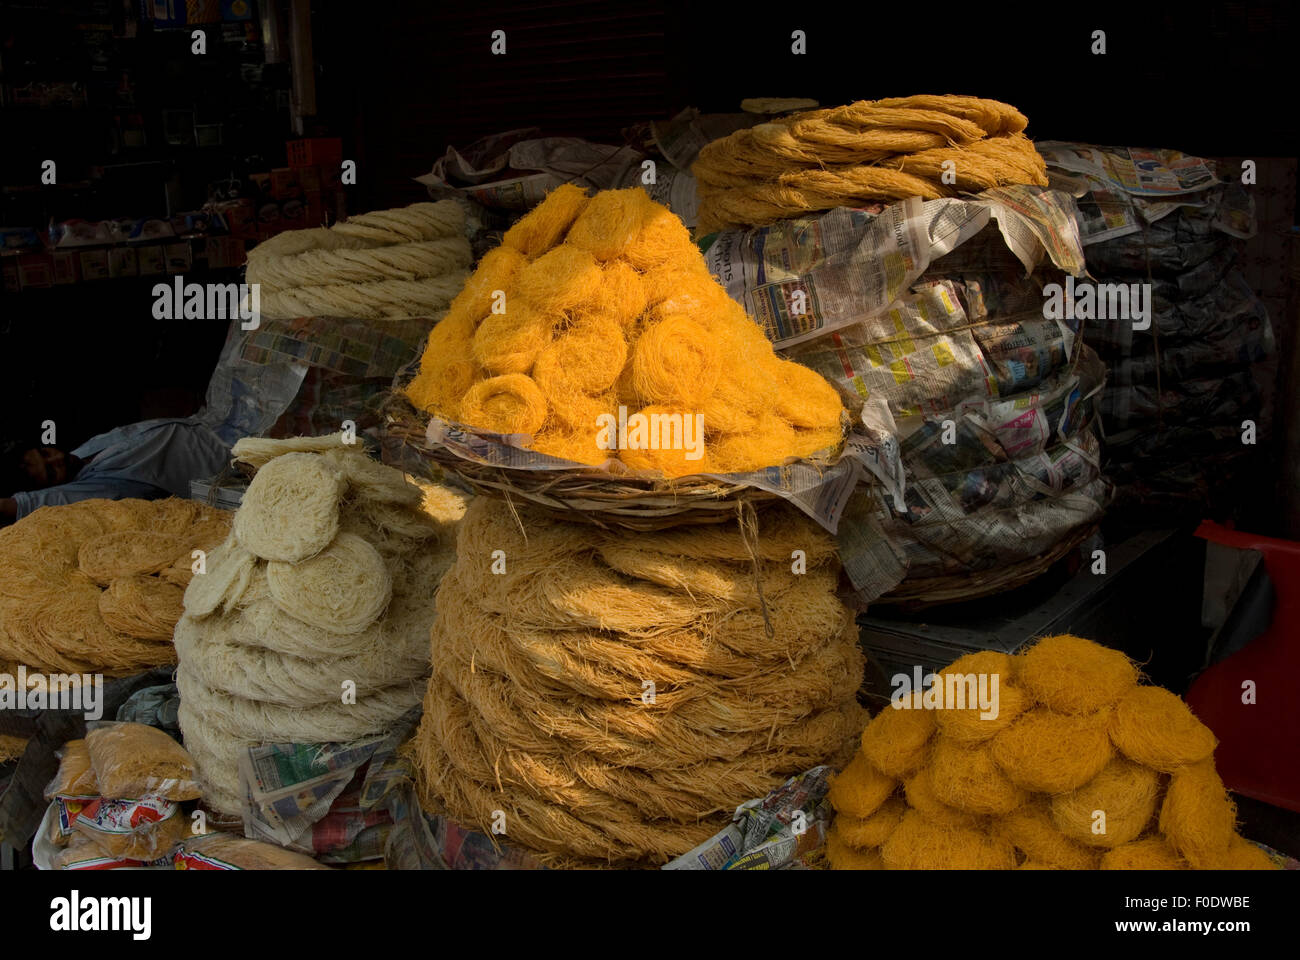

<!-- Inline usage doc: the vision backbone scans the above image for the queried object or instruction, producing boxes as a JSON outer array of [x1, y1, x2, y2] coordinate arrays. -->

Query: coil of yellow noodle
[[769, 356, 846, 429], [617, 406, 711, 476], [564, 187, 656, 262], [404, 311, 480, 418], [571, 260, 648, 331], [532, 318, 628, 396], [458, 374, 549, 436], [502, 182, 589, 258], [532, 428, 616, 466], [471, 298, 556, 375], [622, 202, 696, 271], [444, 245, 526, 324], [514, 245, 603, 314], [630, 315, 721, 408]]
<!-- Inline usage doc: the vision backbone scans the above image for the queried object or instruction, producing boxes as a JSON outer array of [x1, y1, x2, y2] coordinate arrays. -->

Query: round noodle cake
[[323, 447, 422, 506], [265, 532, 392, 634], [182, 538, 258, 620], [233, 452, 347, 562], [0, 497, 232, 677]]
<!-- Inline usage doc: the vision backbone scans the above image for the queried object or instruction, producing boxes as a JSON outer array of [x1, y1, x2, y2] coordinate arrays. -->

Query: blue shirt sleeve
[[13, 478, 167, 519]]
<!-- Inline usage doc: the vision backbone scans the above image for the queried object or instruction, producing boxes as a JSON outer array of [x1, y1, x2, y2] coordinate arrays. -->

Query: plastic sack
[[71, 795, 189, 861], [173, 833, 332, 870], [42, 739, 99, 801], [32, 801, 169, 870], [86, 722, 202, 801]]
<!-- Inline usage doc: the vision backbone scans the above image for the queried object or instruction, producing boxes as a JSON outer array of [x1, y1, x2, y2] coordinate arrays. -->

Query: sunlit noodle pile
[[404, 185, 846, 477], [692, 94, 1049, 233], [406, 497, 867, 866]]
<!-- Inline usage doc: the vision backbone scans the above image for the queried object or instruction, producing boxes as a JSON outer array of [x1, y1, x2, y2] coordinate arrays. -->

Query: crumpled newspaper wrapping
[[702, 185, 1106, 601]]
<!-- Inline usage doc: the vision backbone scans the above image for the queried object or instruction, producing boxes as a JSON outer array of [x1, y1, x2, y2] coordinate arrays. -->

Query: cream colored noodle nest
[[175, 437, 468, 816]]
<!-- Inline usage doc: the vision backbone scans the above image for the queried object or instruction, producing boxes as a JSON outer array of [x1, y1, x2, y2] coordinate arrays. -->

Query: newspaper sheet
[[785, 278, 1077, 422], [1036, 143, 1221, 197], [835, 366, 1106, 600], [871, 472, 1110, 581], [649, 107, 763, 171], [701, 185, 1086, 351], [664, 766, 834, 870], [416, 130, 643, 210], [238, 737, 388, 856], [414, 131, 701, 225], [1039, 143, 1256, 247]]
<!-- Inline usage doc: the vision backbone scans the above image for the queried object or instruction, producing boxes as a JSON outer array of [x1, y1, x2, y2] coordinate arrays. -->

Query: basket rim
[[381, 391, 850, 511]]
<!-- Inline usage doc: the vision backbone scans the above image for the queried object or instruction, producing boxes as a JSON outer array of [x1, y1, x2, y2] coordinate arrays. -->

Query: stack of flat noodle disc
[[693, 94, 1049, 233], [174, 436, 468, 814]]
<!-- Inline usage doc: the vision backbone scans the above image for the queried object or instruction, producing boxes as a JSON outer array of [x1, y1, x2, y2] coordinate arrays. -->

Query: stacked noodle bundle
[[174, 436, 468, 815], [403, 185, 846, 477], [825, 635, 1276, 870], [245, 200, 472, 320], [406, 496, 867, 867], [693, 95, 1049, 233], [0, 498, 231, 676]]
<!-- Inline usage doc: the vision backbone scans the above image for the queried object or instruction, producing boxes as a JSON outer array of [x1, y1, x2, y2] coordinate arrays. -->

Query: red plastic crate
[[286, 138, 343, 170], [1188, 522, 1300, 813]]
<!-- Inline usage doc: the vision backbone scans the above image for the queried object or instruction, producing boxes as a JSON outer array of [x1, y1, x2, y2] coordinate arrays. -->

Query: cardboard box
[[304, 191, 326, 228], [164, 241, 193, 274], [138, 244, 166, 276], [52, 250, 79, 284], [77, 248, 111, 281], [109, 246, 139, 278], [247, 172, 272, 198], [270, 167, 301, 201], [216, 198, 256, 239], [297, 164, 322, 193]]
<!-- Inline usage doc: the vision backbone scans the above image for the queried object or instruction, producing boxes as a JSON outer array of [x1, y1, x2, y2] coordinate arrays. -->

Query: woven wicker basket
[[381, 393, 852, 532], [873, 520, 1098, 608]]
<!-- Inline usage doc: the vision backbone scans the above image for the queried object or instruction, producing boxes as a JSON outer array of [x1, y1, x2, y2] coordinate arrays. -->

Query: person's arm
[[11, 478, 164, 519], [0, 497, 16, 527]]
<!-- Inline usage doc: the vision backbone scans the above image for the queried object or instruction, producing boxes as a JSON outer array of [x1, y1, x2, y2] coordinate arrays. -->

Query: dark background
[[324, 1, 1300, 210], [2, 0, 1297, 450]]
